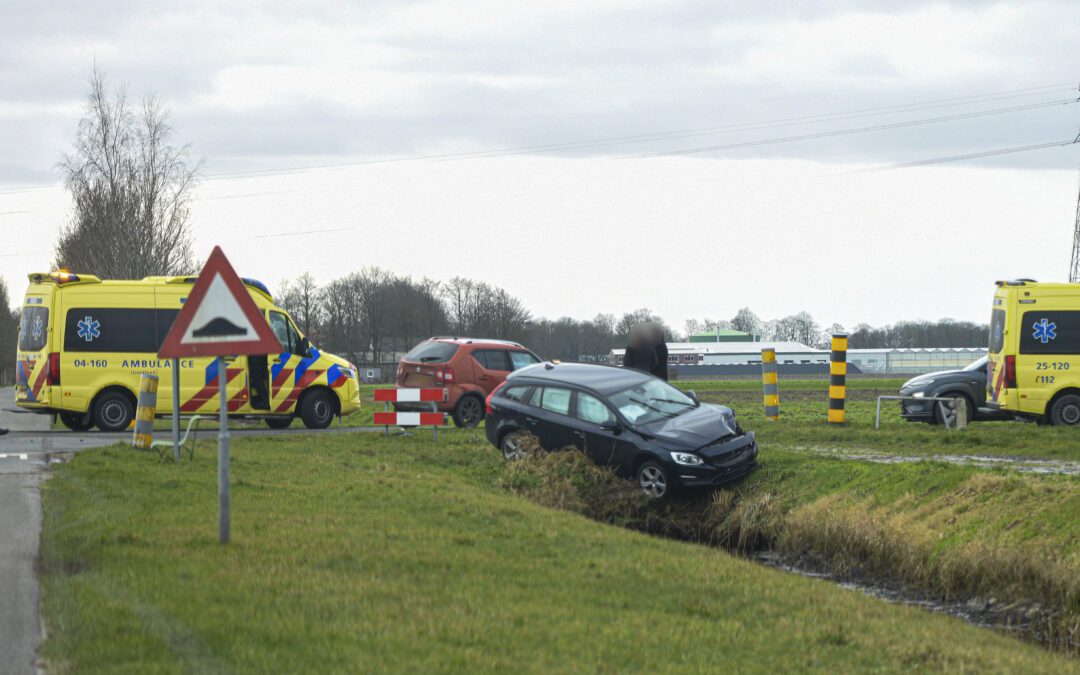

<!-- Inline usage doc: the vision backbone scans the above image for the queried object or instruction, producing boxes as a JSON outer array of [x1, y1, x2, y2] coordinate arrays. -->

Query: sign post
[[158, 246, 282, 544]]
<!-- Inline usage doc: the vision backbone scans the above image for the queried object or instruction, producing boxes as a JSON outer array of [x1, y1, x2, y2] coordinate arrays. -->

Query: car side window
[[474, 349, 510, 371], [509, 351, 540, 370], [575, 392, 615, 426], [269, 311, 298, 354], [527, 386, 543, 407], [540, 387, 571, 416], [502, 385, 531, 402]]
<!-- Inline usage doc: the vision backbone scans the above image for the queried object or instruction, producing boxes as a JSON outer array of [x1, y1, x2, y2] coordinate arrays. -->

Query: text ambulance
[[15, 271, 361, 431], [987, 279, 1080, 425]]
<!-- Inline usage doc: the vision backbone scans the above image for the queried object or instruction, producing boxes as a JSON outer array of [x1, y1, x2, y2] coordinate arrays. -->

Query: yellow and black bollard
[[761, 348, 780, 420], [132, 374, 159, 449], [828, 334, 847, 424]]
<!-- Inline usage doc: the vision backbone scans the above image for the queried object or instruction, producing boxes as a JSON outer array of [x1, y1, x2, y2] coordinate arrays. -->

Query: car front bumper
[[675, 433, 760, 488]]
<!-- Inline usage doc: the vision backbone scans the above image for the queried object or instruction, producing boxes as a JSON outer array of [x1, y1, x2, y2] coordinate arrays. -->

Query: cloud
[[0, 0, 1078, 185]]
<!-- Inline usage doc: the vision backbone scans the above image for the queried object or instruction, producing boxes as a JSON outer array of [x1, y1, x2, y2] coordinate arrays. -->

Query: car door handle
[[573, 431, 586, 440], [525, 417, 538, 426], [479, 375, 490, 381]]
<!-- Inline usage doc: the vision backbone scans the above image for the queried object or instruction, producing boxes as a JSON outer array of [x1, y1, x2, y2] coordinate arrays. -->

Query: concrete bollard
[[761, 348, 780, 420], [132, 374, 159, 449], [828, 334, 848, 424], [953, 397, 969, 430]]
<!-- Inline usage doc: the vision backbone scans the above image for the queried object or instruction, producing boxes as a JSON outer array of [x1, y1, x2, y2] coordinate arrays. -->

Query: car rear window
[[989, 309, 1006, 353], [404, 341, 460, 363], [18, 306, 49, 352]]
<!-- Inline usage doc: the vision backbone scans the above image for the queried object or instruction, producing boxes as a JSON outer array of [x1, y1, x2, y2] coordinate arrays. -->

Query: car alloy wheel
[[501, 431, 528, 461], [637, 462, 668, 499], [454, 396, 484, 428]]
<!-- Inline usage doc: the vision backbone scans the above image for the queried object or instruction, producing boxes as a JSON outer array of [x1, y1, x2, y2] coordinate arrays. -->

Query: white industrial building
[[610, 341, 826, 367], [847, 348, 984, 374], [610, 343, 985, 374]]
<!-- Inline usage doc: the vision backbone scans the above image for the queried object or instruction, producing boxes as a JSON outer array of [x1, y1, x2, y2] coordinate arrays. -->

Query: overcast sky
[[2, 1, 1079, 331]]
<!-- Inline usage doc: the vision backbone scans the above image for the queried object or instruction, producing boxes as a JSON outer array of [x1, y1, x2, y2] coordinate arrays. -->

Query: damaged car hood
[[633, 403, 738, 450]]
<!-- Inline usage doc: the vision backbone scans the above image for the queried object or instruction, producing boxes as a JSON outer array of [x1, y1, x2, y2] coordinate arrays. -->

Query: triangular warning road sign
[[158, 246, 283, 358]]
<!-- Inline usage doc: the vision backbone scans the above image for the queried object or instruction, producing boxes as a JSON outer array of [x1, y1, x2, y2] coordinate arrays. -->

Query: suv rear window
[[404, 341, 460, 363]]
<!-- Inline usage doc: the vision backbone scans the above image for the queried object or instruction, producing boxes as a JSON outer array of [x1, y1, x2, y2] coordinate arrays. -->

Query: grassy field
[[38, 375, 1080, 669], [40, 421, 1080, 673]]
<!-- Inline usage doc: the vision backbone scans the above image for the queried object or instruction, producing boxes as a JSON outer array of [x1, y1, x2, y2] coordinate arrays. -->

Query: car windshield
[[962, 356, 988, 372], [608, 379, 697, 425]]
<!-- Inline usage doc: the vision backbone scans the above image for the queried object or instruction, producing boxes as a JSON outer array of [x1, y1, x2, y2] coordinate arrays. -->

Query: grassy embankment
[[40, 428, 1078, 673]]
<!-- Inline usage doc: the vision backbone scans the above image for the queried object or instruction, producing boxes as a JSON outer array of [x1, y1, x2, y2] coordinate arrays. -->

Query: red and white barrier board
[[373, 411, 447, 426], [373, 388, 448, 403]]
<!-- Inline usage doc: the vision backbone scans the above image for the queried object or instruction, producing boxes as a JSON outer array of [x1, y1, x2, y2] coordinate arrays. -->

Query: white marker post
[[218, 357, 230, 544]]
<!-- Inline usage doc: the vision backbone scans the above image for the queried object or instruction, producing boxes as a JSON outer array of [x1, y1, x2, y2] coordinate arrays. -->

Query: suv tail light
[[47, 352, 61, 386], [435, 367, 455, 384], [1004, 355, 1017, 389], [486, 381, 508, 415]]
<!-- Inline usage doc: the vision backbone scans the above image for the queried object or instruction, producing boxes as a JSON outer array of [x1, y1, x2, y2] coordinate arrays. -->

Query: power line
[[862, 138, 1080, 172], [0, 81, 1075, 193], [612, 98, 1079, 160]]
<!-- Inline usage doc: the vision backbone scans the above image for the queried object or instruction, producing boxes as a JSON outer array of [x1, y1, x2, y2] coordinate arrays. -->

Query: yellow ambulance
[[987, 279, 1080, 425], [15, 271, 361, 431]]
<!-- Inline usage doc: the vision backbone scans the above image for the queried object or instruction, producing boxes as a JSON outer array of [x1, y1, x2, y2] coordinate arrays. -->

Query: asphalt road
[[0, 408, 120, 675]]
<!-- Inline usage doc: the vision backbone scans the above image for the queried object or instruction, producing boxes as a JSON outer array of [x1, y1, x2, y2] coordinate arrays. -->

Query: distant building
[[611, 341, 824, 367], [847, 348, 984, 375], [688, 329, 755, 343], [610, 343, 987, 375]]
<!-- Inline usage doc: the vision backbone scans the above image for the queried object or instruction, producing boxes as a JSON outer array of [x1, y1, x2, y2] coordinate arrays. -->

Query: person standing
[[622, 325, 657, 374], [650, 324, 669, 381]]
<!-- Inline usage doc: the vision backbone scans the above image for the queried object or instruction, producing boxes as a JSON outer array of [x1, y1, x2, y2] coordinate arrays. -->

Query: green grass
[[669, 378, 1080, 461], [39, 430, 1079, 673]]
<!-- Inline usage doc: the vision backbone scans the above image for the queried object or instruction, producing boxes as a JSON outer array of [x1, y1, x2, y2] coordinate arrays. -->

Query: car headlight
[[912, 391, 925, 398], [670, 452, 704, 466]]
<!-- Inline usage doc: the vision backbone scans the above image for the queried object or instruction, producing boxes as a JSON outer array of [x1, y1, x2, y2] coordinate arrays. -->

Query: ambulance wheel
[[58, 412, 94, 432], [1049, 394, 1080, 426], [265, 416, 293, 430], [300, 390, 335, 429], [92, 390, 135, 432]]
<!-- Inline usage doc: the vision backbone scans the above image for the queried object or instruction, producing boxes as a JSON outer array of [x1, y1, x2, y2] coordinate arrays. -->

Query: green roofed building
[[689, 329, 754, 343]]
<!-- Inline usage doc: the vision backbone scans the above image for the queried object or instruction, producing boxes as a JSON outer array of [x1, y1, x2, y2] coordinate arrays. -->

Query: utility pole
[[1071, 161, 1080, 283]]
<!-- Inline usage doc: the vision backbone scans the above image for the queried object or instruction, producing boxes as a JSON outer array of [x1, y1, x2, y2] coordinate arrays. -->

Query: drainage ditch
[[498, 447, 1079, 656]]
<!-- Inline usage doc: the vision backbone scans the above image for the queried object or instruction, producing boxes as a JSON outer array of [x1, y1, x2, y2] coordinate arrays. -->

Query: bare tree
[[54, 67, 200, 278], [279, 273, 323, 338], [730, 307, 764, 338]]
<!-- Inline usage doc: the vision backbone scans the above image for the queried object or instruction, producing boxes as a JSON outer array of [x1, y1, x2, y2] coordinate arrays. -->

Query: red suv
[[396, 337, 542, 427]]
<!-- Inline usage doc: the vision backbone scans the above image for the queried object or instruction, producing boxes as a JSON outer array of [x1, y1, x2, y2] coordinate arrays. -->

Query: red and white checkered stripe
[[373, 388, 447, 403], [373, 411, 448, 427]]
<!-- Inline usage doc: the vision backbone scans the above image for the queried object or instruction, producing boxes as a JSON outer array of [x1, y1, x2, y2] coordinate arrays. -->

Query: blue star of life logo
[[77, 316, 101, 342], [31, 315, 43, 342], [1032, 318, 1057, 344]]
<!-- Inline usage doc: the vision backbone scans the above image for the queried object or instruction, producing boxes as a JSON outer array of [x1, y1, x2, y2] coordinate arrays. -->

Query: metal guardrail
[[875, 395, 967, 430], [151, 414, 205, 461]]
